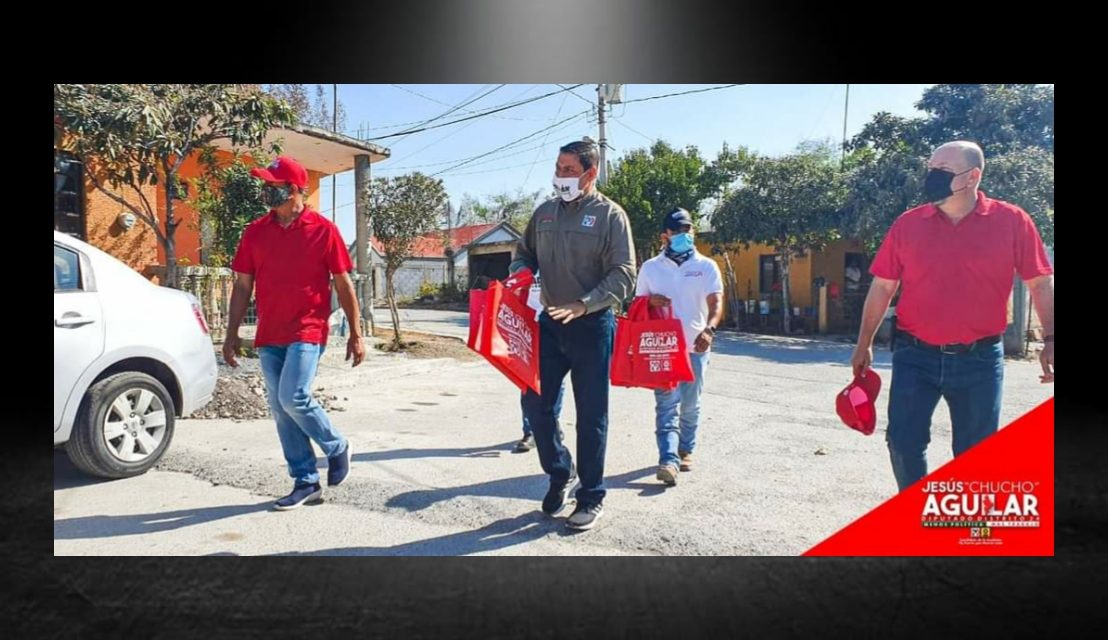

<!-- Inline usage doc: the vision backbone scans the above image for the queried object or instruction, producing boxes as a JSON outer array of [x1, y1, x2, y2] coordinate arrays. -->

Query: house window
[[54, 151, 86, 240], [759, 255, 782, 294]]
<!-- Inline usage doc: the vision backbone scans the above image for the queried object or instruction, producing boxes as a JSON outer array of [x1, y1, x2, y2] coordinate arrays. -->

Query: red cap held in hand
[[836, 368, 882, 435]]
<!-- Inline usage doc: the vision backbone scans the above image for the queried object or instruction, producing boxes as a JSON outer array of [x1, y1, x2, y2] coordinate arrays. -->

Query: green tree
[[251, 84, 348, 132], [844, 84, 1054, 250], [191, 154, 268, 267], [311, 84, 348, 132], [53, 84, 295, 287], [603, 141, 750, 261], [839, 148, 927, 254], [370, 173, 450, 347], [260, 84, 311, 122], [976, 145, 1054, 246], [459, 188, 543, 233], [915, 84, 1054, 154]]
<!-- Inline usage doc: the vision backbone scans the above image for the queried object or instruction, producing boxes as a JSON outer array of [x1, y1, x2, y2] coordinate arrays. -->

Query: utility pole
[[840, 83, 850, 171], [597, 84, 608, 185]]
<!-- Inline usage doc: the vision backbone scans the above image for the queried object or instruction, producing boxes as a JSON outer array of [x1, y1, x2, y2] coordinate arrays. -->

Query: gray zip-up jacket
[[510, 190, 636, 314]]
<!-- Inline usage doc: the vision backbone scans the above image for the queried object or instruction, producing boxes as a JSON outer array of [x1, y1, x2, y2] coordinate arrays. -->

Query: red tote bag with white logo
[[611, 296, 694, 390], [468, 270, 541, 394]]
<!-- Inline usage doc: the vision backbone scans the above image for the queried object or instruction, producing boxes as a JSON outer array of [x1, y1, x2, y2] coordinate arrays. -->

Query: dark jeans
[[521, 308, 615, 506], [522, 383, 565, 436], [886, 338, 1004, 491]]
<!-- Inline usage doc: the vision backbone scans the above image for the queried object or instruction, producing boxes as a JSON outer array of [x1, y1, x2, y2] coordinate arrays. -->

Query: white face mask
[[552, 175, 583, 202]]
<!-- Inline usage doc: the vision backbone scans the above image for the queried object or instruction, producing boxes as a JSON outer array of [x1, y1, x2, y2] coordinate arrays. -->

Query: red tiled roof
[[369, 223, 499, 258]]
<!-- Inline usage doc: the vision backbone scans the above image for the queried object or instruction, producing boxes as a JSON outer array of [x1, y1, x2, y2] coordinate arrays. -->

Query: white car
[[54, 231, 217, 478]]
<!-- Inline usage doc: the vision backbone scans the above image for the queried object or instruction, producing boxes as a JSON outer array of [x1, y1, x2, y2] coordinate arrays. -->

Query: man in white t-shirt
[[634, 208, 724, 486], [516, 271, 565, 452]]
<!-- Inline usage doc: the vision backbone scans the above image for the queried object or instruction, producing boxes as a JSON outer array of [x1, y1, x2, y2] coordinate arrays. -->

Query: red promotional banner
[[805, 398, 1053, 556]]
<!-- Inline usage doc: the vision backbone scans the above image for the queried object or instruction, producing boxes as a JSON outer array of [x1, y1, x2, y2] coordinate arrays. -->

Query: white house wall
[[372, 259, 450, 300]]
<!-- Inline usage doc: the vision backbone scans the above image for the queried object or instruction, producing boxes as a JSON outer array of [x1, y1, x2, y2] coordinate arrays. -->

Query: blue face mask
[[667, 232, 694, 254]]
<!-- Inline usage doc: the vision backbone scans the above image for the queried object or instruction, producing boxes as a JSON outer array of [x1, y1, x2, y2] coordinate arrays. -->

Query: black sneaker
[[514, 434, 536, 453], [274, 482, 323, 511], [541, 465, 578, 515], [327, 442, 352, 486], [566, 502, 604, 530]]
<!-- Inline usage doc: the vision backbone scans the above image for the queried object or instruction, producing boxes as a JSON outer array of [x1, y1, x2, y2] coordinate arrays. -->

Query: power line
[[557, 83, 595, 107], [435, 123, 589, 176], [385, 86, 552, 164], [376, 112, 587, 173], [343, 85, 543, 135], [288, 84, 741, 139], [390, 84, 549, 122], [440, 153, 571, 177], [386, 116, 483, 165], [379, 138, 564, 174], [801, 84, 841, 145], [368, 85, 586, 141], [308, 84, 584, 139], [430, 111, 590, 176], [387, 84, 504, 147], [376, 139, 562, 173], [437, 130, 581, 172], [612, 118, 656, 144], [523, 90, 571, 187], [621, 84, 744, 105], [326, 199, 356, 215]]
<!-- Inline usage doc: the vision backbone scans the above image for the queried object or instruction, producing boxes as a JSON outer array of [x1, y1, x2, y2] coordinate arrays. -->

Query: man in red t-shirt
[[851, 141, 1055, 492], [223, 156, 366, 510]]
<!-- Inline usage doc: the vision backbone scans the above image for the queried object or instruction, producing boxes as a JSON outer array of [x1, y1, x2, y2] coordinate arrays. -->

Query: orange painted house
[[54, 122, 389, 278], [695, 234, 872, 334]]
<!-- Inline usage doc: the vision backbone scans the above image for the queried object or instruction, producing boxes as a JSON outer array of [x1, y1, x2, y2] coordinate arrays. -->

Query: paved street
[[55, 315, 1054, 556]]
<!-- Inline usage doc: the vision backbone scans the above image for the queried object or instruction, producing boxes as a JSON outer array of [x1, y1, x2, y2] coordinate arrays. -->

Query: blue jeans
[[521, 383, 565, 436], [886, 340, 1004, 492], [653, 351, 710, 467], [259, 342, 348, 487], [521, 308, 615, 507]]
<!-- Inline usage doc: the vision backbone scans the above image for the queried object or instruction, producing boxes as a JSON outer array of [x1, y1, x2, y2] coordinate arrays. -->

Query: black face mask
[[262, 184, 293, 208], [923, 168, 973, 203]]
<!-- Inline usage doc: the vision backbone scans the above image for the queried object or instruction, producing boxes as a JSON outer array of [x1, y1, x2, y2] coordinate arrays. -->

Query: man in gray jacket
[[513, 139, 636, 530]]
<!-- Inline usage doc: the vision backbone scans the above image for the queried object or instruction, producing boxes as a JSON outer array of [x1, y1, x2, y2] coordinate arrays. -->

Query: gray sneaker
[[566, 502, 604, 530], [541, 465, 578, 515]]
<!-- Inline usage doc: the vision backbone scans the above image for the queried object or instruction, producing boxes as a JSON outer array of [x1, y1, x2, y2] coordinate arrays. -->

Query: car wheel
[[66, 372, 176, 479]]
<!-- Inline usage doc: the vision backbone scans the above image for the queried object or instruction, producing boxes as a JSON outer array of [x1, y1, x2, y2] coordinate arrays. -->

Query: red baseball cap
[[836, 368, 882, 435], [250, 156, 309, 189]]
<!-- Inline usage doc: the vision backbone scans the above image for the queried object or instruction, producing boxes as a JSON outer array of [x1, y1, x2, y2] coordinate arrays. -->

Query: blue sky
[[318, 84, 934, 240]]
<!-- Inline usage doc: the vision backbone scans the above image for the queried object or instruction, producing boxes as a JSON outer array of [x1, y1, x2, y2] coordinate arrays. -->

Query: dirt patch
[[189, 368, 345, 421], [191, 373, 270, 420], [373, 328, 481, 361]]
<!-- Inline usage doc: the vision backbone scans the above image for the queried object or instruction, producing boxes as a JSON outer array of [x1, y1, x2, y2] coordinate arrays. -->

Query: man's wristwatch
[[1043, 334, 1054, 343], [705, 325, 716, 337]]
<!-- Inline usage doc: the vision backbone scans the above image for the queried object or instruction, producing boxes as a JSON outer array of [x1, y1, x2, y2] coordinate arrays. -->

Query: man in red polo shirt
[[851, 141, 1054, 492], [223, 155, 366, 510]]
